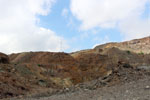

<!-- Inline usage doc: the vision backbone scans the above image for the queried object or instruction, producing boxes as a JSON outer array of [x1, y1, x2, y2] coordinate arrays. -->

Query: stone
[[0, 53, 9, 64], [145, 86, 150, 89]]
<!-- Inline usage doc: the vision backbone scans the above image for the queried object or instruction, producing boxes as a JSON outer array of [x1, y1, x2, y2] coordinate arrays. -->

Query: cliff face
[[94, 36, 150, 54]]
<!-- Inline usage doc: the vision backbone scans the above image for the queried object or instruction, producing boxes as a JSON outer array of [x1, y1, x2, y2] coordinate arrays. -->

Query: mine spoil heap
[[0, 36, 150, 99]]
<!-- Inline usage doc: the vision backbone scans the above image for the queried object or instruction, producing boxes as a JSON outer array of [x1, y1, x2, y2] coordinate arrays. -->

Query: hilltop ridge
[[0, 36, 150, 99], [95, 36, 150, 54]]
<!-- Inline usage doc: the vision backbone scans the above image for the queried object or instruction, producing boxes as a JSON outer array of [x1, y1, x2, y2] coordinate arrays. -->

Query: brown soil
[[0, 36, 150, 99]]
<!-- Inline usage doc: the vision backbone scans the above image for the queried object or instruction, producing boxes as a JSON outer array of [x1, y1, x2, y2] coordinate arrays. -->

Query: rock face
[[0, 52, 9, 64], [95, 36, 150, 54]]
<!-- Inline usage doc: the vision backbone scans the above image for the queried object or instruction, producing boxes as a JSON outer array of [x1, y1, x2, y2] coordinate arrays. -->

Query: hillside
[[94, 36, 150, 54], [0, 36, 150, 99]]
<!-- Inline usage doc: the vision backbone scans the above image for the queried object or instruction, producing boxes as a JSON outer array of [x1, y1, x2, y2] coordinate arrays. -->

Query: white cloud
[[70, 0, 150, 40], [119, 17, 150, 40], [0, 0, 69, 54]]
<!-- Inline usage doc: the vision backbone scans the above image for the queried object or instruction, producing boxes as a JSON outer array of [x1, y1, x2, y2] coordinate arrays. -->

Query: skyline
[[0, 0, 150, 54]]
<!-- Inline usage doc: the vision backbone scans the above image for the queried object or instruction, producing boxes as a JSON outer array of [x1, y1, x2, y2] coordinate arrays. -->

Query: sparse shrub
[[139, 51, 144, 55], [126, 50, 131, 54], [37, 64, 41, 67]]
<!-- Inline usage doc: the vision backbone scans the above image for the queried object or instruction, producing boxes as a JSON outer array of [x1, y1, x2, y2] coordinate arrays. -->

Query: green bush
[[126, 50, 131, 54], [37, 64, 41, 67], [139, 51, 144, 55]]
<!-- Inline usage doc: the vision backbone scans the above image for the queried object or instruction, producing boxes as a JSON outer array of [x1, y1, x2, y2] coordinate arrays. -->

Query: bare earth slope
[[25, 77, 150, 100], [0, 36, 150, 99], [95, 36, 150, 54]]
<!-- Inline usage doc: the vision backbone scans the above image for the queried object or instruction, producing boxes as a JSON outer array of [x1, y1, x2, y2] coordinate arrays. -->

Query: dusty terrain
[[0, 36, 150, 100], [20, 76, 150, 100]]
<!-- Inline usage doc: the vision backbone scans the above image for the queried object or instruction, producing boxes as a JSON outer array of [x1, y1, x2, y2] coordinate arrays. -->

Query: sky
[[0, 0, 150, 54]]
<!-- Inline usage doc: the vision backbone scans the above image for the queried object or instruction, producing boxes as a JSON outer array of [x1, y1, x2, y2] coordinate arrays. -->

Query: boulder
[[0, 53, 9, 64]]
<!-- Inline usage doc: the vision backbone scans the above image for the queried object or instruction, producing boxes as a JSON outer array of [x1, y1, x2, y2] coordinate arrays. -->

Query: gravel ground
[[18, 76, 150, 100]]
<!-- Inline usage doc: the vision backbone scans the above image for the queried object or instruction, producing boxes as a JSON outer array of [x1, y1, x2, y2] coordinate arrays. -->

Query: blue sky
[[38, 0, 149, 52], [38, 0, 123, 52], [0, 0, 149, 53]]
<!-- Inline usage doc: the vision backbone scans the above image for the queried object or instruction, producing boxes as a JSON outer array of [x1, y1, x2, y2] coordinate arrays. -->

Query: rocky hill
[[95, 36, 150, 54], [0, 36, 150, 99]]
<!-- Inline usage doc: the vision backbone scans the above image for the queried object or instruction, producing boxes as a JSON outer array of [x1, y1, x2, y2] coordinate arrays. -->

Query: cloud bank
[[70, 0, 150, 40], [0, 0, 68, 54]]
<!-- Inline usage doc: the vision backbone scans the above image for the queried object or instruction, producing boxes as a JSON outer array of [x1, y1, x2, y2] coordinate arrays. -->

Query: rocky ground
[[11, 72, 150, 100], [9, 64, 150, 100], [22, 77, 150, 100], [0, 36, 150, 99]]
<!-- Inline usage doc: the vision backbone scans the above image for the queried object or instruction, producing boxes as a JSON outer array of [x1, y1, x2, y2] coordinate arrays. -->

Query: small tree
[[126, 50, 131, 54]]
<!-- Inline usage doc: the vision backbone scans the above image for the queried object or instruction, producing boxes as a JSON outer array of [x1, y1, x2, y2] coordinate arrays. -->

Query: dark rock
[[0, 53, 9, 64], [123, 63, 132, 68], [38, 80, 47, 87]]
